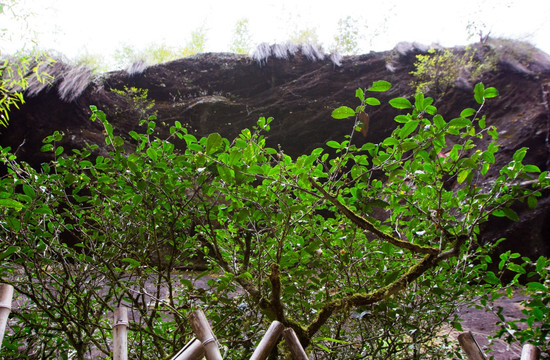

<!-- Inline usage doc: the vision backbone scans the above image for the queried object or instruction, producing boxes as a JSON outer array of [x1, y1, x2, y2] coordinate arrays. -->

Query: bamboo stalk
[[113, 307, 129, 360], [189, 310, 222, 360], [171, 338, 205, 360], [249, 321, 284, 360], [0, 284, 14, 352], [282, 328, 308, 360], [521, 344, 540, 360], [458, 331, 487, 360]]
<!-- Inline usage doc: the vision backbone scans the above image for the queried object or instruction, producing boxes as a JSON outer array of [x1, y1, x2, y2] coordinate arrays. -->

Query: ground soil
[[453, 290, 533, 359]]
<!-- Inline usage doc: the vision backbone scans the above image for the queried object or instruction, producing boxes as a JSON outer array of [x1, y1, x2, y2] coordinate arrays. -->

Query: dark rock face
[[3, 41, 550, 258]]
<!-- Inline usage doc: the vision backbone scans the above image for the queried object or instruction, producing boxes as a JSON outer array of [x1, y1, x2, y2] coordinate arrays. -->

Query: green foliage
[[0, 53, 54, 127], [410, 47, 495, 97], [72, 50, 108, 74], [476, 253, 550, 354], [289, 27, 321, 47], [181, 26, 208, 57], [0, 0, 54, 128], [0, 81, 548, 359], [113, 27, 208, 69], [229, 18, 252, 55], [331, 16, 361, 55], [109, 85, 156, 122]]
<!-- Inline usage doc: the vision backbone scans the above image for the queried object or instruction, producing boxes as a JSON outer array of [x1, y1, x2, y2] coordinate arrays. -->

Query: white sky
[[2, 0, 550, 69]]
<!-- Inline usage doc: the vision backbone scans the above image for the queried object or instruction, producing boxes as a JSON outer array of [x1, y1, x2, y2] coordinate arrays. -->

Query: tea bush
[[0, 81, 548, 359]]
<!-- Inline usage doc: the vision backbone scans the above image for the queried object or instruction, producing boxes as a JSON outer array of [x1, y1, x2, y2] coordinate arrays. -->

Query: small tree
[[410, 47, 494, 97], [113, 27, 208, 70], [0, 81, 548, 359], [0, 1, 53, 127], [290, 27, 321, 47], [180, 26, 208, 57], [331, 16, 361, 55], [229, 18, 252, 55]]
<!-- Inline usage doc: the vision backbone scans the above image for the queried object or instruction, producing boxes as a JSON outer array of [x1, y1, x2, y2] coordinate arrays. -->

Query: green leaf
[[460, 108, 476, 118], [526, 282, 547, 292], [355, 88, 364, 101], [400, 140, 418, 151], [132, 194, 143, 205], [382, 137, 399, 146], [122, 258, 141, 268], [367, 80, 391, 92], [0, 246, 18, 261], [389, 97, 412, 109], [6, 217, 20, 232], [484, 271, 500, 285], [113, 136, 125, 147], [399, 120, 419, 138], [535, 256, 547, 272], [527, 196, 538, 209], [22, 184, 36, 199], [484, 87, 499, 98], [448, 118, 472, 128], [479, 117, 486, 129], [425, 105, 437, 115], [365, 97, 381, 106], [482, 151, 495, 164], [216, 165, 234, 183], [433, 114, 446, 130], [326, 141, 341, 149], [488, 127, 499, 140], [507, 263, 526, 274], [206, 132, 223, 155], [394, 115, 410, 123], [524, 164, 540, 173], [513, 147, 527, 162], [502, 207, 519, 222], [0, 198, 24, 211], [474, 83, 485, 104], [331, 106, 355, 119], [146, 147, 158, 162], [457, 169, 470, 184], [55, 146, 64, 156], [40, 144, 53, 152], [415, 93, 425, 111]]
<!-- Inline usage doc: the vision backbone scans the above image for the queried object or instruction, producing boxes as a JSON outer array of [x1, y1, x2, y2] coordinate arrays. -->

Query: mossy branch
[[309, 178, 439, 255], [303, 253, 439, 346]]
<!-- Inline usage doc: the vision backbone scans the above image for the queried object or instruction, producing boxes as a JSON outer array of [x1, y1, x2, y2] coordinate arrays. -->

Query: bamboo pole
[[521, 344, 540, 360], [0, 284, 14, 352], [171, 338, 205, 360], [282, 328, 308, 360], [189, 310, 222, 360], [113, 307, 129, 360], [249, 321, 284, 360], [458, 331, 487, 360]]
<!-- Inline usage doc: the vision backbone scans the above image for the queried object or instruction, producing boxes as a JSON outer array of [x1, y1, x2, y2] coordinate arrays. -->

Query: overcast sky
[[2, 0, 550, 69]]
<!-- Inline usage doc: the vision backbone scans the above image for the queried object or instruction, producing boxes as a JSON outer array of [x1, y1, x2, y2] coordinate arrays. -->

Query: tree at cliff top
[[0, 0, 53, 127], [229, 18, 253, 55], [113, 26, 208, 70], [330, 16, 363, 55], [0, 81, 548, 359]]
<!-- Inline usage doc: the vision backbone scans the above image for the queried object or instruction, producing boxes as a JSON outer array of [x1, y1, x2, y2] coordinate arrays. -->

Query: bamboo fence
[[0, 284, 543, 359]]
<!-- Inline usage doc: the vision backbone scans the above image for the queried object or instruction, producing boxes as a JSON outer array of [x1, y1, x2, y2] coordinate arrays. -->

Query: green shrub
[[0, 81, 547, 359], [410, 47, 495, 97]]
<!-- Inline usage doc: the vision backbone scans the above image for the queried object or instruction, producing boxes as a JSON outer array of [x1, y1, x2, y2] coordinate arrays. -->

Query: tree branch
[[304, 253, 439, 345], [309, 178, 439, 255]]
